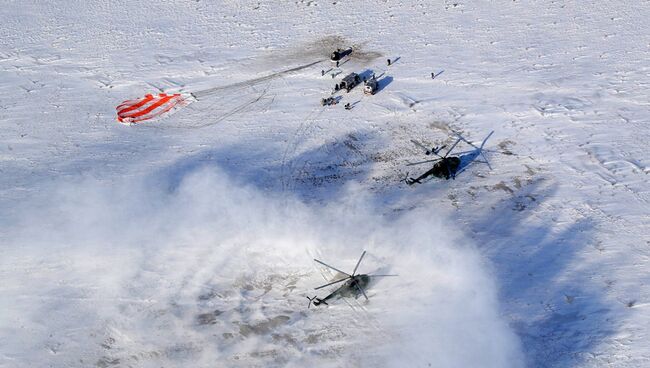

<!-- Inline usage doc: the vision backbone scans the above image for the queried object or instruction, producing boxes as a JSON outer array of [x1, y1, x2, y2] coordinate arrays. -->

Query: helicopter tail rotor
[[403, 172, 420, 185], [306, 296, 328, 308], [306, 296, 316, 308], [405, 176, 421, 186]]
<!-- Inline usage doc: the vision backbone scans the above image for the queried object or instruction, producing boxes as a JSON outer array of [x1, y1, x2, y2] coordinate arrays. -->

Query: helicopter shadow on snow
[[463, 178, 613, 367], [357, 69, 375, 81], [455, 147, 490, 177]]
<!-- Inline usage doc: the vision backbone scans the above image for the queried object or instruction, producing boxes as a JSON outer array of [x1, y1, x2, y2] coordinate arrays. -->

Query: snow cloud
[[1, 167, 523, 367]]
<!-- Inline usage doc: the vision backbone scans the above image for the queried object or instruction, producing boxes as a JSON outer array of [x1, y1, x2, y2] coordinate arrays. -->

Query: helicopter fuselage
[[431, 156, 461, 179], [313, 274, 370, 306], [408, 156, 461, 185]]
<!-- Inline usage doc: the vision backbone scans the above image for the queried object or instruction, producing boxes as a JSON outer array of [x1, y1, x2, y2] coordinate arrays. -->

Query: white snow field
[[1, 1, 649, 367]]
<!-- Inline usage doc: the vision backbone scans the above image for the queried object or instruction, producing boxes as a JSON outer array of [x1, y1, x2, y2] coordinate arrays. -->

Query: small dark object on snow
[[344, 102, 351, 110], [321, 96, 338, 106], [330, 48, 352, 62], [387, 58, 391, 66], [339, 72, 361, 92], [364, 77, 378, 95], [322, 70, 325, 76], [431, 72, 435, 79]]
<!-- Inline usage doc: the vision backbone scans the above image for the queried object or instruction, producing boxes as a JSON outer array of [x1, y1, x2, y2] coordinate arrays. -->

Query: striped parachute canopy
[[116, 93, 193, 124]]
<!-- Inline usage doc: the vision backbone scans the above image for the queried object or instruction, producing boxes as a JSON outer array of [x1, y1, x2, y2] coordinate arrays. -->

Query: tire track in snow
[[191, 59, 326, 99], [280, 105, 325, 193]]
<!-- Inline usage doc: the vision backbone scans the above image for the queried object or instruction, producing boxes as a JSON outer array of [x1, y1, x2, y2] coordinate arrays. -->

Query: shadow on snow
[[156, 130, 383, 202], [465, 179, 613, 367]]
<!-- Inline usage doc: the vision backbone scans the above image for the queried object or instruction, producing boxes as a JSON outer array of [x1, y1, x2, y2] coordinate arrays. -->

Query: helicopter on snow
[[405, 131, 494, 185], [330, 48, 353, 62], [307, 250, 396, 308]]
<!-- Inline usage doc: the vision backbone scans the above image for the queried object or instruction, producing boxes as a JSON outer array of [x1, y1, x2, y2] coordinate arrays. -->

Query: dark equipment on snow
[[321, 96, 338, 106], [307, 251, 396, 308], [330, 48, 352, 62], [405, 131, 494, 185], [364, 77, 378, 95], [339, 72, 361, 92]]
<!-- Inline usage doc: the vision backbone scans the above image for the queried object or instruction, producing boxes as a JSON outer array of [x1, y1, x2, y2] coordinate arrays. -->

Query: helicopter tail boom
[[307, 296, 329, 308]]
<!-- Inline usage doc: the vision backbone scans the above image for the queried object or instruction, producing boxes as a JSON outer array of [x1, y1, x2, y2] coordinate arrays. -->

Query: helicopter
[[330, 48, 353, 62], [307, 250, 396, 308], [405, 131, 494, 185]]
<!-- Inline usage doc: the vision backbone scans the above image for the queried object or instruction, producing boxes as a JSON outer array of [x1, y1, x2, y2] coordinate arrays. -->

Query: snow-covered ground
[[1, 1, 649, 367]]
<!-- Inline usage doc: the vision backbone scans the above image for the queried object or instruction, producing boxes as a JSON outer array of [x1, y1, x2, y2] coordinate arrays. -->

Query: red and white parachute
[[116, 93, 194, 124]]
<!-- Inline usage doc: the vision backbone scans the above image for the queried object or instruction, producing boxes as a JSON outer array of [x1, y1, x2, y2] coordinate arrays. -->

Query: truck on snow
[[363, 77, 378, 95], [339, 72, 361, 92]]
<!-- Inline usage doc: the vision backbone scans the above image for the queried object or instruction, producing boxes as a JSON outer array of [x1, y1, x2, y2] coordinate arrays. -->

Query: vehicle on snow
[[330, 48, 352, 62], [321, 96, 338, 106], [364, 77, 378, 95], [339, 72, 361, 92]]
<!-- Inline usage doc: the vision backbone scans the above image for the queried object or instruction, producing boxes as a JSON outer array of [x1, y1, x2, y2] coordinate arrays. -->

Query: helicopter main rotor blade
[[368, 274, 399, 277], [352, 250, 366, 276], [443, 137, 462, 158], [452, 131, 475, 148], [314, 276, 350, 290], [355, 284, 369, 301], [434, 144, 447, 156], [453, 130, 491, 148], [410, 139, 431, 153], [406, 158, 441, 166], [314, 259, 351, 277]]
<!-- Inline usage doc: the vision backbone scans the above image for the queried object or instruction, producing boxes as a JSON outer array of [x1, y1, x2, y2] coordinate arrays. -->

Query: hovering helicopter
[[307, 250, 395, 308], [405, 131, 494, 185]]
